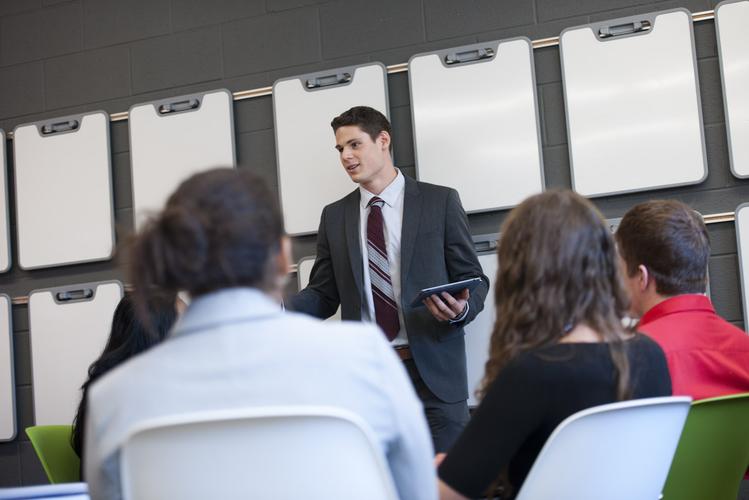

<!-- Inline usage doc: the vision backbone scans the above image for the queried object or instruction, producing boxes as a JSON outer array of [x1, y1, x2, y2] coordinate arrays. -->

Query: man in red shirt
[[616, 199, 749, 400]]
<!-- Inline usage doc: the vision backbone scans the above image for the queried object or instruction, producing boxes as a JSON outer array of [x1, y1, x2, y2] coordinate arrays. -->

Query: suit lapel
[[400, 176, 422, 288], [344, 190, 364, 296]]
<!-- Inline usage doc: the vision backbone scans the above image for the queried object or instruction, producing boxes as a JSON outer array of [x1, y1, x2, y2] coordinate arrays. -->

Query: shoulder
[[628, 332, 669, 361], [498, 348, 564, 384], [87, 341, 163, 404], [412, 178, 457, 199], [324, 188, 359, 212]]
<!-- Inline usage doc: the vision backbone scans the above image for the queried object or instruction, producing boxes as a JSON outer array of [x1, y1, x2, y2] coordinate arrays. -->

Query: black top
[[438, 334, 671, 498]]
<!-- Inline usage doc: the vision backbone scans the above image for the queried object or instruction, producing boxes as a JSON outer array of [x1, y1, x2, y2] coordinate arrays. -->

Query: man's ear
[[378, 131, 391, 151], [637, 264, 652, 292]]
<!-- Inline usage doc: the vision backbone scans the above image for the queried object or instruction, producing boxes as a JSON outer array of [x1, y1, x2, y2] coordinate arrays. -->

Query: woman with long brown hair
[[437, 190, 671, 499]]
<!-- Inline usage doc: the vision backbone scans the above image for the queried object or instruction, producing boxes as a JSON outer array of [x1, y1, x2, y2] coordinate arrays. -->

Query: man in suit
[[290, 106, 489, 452]]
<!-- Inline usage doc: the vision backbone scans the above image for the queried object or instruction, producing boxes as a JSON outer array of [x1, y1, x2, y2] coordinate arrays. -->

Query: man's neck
[[361, 164, 398, 195], [639, 292, 672, 318]]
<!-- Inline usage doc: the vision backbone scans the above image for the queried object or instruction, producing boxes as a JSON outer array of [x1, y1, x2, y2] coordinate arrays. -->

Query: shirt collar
[[172, 287, 282, 337], [638, 294, 715, 327], [359, 168, 405, 209]]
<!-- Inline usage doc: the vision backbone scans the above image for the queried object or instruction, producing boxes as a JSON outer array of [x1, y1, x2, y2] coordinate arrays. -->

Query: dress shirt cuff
[[448, 303, 469, 325]]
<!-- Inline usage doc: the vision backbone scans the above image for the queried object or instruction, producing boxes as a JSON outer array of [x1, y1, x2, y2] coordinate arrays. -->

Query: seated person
[[616, 199, 749, 400], [83, 168, 435, 500], [71, 293, 178, 478], [437, 190, 671, 500]]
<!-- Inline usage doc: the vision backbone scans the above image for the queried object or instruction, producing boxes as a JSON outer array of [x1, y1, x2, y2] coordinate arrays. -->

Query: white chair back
[[516, 396, 692, 500], [0, 482, 88, 499], [120, 406, 399, 500]]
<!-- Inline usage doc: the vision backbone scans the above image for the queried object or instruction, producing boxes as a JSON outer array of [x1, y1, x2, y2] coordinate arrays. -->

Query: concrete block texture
[[131, 26, 222, 94], [44, 46, 130, 109], [172, 0, 265, 32], [222, 7, 321, 77], [320, 0, 425, 59], [0, 2, 82, 66], [0, 63, 44, 119], [424, 0, 533, 41], [82, 0, 169, 49]]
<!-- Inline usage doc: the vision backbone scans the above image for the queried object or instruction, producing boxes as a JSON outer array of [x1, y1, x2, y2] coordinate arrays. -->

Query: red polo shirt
[[637, 294, 749, 401]]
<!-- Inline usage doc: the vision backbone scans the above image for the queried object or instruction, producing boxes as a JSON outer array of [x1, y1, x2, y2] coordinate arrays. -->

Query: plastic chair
[[24, 425, 80, 484], [0, 482, 88, 499], [119, 406, 399, 500], [662, 392, 749, 500], [515, 396, 692, 500]]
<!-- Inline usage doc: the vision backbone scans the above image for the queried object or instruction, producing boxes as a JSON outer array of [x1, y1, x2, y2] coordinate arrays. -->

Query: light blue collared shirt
[[85, 287, 437, 500]]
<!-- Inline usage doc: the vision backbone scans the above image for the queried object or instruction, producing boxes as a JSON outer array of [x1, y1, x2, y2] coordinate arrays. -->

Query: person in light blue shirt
[[84, 168, 437, 500]]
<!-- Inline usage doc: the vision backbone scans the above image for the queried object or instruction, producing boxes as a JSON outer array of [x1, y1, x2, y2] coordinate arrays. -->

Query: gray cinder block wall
[[1, 0, 747, 491]]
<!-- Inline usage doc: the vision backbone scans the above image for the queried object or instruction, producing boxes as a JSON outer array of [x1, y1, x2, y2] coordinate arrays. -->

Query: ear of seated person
[[436, 190, 672, 499], [82, 168, 436, 500]]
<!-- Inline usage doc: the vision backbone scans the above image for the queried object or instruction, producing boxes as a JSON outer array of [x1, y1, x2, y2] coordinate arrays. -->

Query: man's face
[[334, 125, 389, 187]]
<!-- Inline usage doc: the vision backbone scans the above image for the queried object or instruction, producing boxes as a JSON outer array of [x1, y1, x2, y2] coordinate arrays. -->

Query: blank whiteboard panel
[[409, 39, 544, 212], [0, 130, 8, 273], [561, 9, 706, 197], [0, 294, 14, 440], [735, 203, 749, 327], [29, 281, 122, 425], [13, 112, 115, 269], [274, 64, 389, 235], [297, 257, 341, 321], [464, 252, 497, 407], [130, 89, 236, 229], [716, 1, 749, 178]]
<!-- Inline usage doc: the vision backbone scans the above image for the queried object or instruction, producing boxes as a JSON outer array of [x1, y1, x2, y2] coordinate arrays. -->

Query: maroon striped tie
[[367, 196, 400, 341]]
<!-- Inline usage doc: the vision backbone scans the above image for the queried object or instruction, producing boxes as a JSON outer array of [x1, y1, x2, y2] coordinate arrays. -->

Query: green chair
[[662, 392, 749, 500], [25, 425, 80, 483]]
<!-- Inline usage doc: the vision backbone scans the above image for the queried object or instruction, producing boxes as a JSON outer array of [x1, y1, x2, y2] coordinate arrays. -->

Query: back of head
[[129, 168, 285, 304], [330, 106, 391, 141], [482, 190, 630, 396], [616, 200, 709, 295]]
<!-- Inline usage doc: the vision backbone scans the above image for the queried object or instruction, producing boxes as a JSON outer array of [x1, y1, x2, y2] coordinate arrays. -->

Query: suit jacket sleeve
[[288, 206, 341, 319], [444, 189, 489, 326]]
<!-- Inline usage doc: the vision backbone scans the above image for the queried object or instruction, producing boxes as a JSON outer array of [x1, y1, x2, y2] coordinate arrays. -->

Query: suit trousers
[[403, 359, 470, 453]]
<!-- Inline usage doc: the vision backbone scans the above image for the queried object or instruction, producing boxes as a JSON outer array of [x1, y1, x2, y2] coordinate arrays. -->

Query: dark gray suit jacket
[[290, 175, 489, 403]]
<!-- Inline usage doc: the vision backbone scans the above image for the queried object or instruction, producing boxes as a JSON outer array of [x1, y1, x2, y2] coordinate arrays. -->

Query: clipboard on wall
[[0, 130, 8, 273], [129, 89, 236, 229], [409, 38, 544, 213], [463, 251, 497, 407], [273, 63, 389, 236], [0, 294, 15, 440], [734, 203, 749, 328], [13, 112, 115, 270], [560, 9, 707, 198], [715, 0, 749, 178], [29, 281, 123, 425]]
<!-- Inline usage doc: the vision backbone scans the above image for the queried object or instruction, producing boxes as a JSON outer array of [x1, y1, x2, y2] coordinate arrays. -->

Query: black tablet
[[410, 277, 484, 307]]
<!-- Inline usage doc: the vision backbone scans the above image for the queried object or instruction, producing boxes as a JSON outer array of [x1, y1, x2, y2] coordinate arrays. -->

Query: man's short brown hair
[[331, 106, 391, 142], [616, 200, 710, 295]]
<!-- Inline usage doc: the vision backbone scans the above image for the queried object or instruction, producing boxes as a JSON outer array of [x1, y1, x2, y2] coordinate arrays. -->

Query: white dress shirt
[[359, 169, 408, 345], [84, 288, 436, 500]]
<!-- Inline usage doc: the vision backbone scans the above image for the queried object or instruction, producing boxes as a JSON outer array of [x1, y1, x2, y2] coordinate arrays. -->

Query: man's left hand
[[423, 288, 469, 323]]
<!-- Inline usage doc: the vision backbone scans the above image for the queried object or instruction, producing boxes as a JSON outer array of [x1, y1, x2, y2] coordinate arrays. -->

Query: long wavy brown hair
[[479, 190, 633, 402]]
